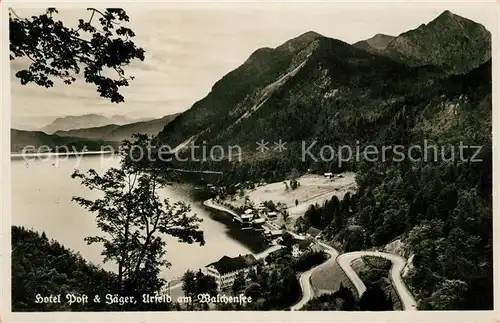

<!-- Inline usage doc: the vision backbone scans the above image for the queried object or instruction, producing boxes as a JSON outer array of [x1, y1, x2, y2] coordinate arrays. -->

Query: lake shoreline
[[11, 155, 262, 282]]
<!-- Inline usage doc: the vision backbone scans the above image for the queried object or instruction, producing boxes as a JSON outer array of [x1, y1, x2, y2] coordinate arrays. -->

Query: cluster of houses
[[212, 194, 324, 246], [232, 203, 285, 242]]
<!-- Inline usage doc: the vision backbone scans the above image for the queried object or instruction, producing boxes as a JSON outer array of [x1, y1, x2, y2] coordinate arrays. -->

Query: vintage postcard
[[1, 0, 498, 322]]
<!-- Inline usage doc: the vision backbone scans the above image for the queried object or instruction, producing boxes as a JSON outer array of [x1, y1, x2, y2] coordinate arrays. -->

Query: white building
[[203, 254, 258, 290]]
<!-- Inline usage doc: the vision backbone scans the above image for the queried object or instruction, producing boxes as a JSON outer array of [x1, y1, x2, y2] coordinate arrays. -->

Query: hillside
[[41, 114, 147, 134], [295, 59, 492, 309], [54, 114, 179, 142], [11, 129, 118, 153], [155, 10, 492, 311], [158, 12, 490, 170], [356, 10, 491, 74], [158, 31, 447, 156], [12, 226, 119, 311], [157, 31, 324, 147]]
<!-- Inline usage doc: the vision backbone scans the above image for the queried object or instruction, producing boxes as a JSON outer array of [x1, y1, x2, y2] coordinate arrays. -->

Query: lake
[[11, 153, 267, 280]]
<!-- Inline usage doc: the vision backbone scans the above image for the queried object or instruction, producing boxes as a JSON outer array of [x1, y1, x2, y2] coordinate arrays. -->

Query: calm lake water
[[11, 154, 266, 280]]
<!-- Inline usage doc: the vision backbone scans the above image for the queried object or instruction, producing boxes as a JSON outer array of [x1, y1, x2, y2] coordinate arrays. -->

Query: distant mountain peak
[[428, 9, 473, 27], [373, 33, 393, 38], [354, 10, 491, 74], [40, 114, 143, 134], [439, 9, 453, 16], [353, 33, 395, 53], [277, 30, 323, 52], [298, 30, 323, 39], [437, 9, 457, 20]]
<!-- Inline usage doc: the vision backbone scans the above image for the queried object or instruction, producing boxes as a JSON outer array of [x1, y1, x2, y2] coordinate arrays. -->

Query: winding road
[[291, 248, 417, 311], [336, 251, 417, 311], [203, 199, 417, 311], [290, 242, 339, 310], [203, 199, 239, 217]]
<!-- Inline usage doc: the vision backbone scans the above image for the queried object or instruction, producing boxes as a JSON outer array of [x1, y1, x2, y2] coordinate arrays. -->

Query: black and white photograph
[[2, 0, 498, 320]]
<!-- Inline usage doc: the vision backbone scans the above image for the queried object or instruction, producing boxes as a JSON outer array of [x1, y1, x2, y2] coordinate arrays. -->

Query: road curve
[[202, 200, 416, 311], [336, 251, 417, 311], [203, 199, 239, 217], [254, 244, 283, 260], [290, 242, 339, 311]]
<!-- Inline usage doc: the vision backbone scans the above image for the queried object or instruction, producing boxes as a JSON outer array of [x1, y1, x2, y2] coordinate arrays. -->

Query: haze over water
[[11, 154, 263, 280]]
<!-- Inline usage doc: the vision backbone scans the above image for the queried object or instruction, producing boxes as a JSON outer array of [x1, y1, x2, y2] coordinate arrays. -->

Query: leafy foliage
[[232, 271, 247, 295], [12, 226, 119, 311], [71, 134, 205, 298], [293, 251, 329, 272], [10, 8, 145, 102], [301, 284, 357, 311], [359, 283, 393, 311], [216, 263, 301, 310], [181, 270, 218, 310]]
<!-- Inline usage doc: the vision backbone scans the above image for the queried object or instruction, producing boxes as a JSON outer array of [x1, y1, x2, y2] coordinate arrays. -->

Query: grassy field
[[231, 172, 357, 227], [310, 257, 358, 298]]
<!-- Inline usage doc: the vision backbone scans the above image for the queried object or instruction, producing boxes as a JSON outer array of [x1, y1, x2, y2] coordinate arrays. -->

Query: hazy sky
[[10, 1, 497, 128]]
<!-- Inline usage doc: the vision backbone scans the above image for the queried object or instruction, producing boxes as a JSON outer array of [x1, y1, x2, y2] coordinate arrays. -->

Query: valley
[[10, 8, 493, 313]]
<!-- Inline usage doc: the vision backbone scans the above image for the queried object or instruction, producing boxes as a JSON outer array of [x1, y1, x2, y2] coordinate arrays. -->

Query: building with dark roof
[[203, 254, 258, 290], [306, 227, 322, 239]]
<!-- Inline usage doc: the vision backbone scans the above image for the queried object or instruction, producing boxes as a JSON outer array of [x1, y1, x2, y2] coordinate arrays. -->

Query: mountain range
[[40, 114, 151, 134], [154, 10, 492, 311], [53, 114, 179, 142], [11, 114, 179, 153], [11, 10, 491, 157], [10, 129, 118, 153], [353, 10, 491, 74], [157, 11, 490, 157]]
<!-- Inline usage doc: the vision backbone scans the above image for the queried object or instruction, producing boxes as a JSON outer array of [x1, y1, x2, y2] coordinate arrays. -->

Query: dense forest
[[168, 57, 492, 311], [12, 226, 119, 311], [292, 60, 492, 310]]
